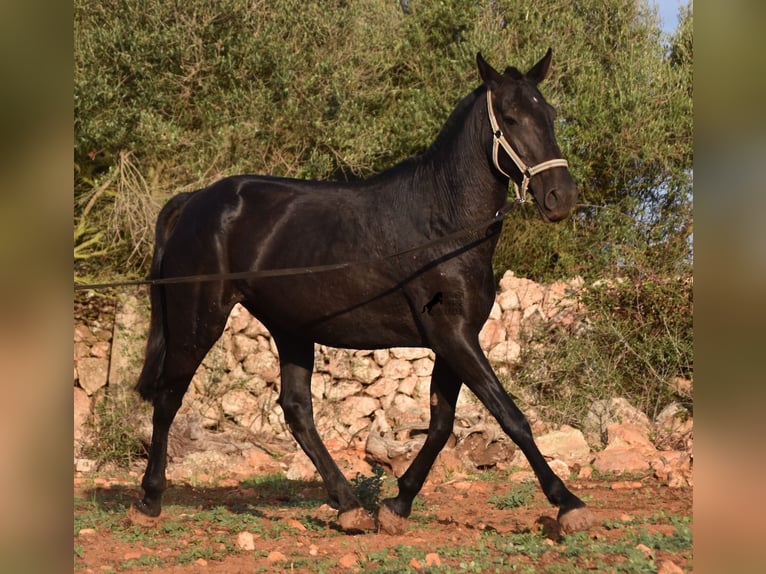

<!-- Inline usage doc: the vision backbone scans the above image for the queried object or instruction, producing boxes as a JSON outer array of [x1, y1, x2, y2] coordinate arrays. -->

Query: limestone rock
[[77, 357, 109, 395], [535, 426, 591, 466], [592, 423, 657, 474], [583, 398, 651, 449], [487, 340, 521, 364]]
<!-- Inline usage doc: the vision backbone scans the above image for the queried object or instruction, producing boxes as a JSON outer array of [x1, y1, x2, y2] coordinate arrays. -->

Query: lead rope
[[485, 90, 569, 203], [73, 203, 516, 291]]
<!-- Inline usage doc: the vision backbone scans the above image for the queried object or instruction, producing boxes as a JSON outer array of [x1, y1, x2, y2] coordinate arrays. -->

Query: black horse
[[133, 50, 596, 534]]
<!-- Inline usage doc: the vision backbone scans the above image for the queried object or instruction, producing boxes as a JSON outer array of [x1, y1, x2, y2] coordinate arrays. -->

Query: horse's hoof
[[132, 497, 162, 517], [338, 507, 376, 532], [377, 503, 408, 535], [558, 506, 598, 534], [127, 503, 161, 527]]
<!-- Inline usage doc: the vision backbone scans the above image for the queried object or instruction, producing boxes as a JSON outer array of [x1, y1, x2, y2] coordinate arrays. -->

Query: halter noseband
[[486, 90, 569, 203]]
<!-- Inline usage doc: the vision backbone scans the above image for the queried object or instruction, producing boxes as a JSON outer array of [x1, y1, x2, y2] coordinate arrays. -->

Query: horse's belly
[[241, 272, 424, 349]]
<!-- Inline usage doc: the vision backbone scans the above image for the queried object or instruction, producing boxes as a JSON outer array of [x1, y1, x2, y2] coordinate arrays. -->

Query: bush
[[75, 0, 692, 284], [513, 270, 692, 426]]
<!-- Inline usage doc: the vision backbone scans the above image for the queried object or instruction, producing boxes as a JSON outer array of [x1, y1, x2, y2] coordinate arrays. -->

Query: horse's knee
[[279, 395, 313, 434]]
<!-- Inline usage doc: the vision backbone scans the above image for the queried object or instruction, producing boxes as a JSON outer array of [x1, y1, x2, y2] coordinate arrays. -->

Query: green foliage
[[513, 267, 692, 425], [350, 464, 387, 514], [75, 0, 692, 286], [83, 391, 149, 468]]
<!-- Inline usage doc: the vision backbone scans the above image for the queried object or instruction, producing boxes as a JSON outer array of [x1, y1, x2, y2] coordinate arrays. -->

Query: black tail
[[135, 192, 194, 402]]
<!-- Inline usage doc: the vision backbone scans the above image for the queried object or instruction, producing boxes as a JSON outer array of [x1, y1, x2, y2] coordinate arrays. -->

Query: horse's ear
[[476, 52, 503, 88], [526, 48, 553, 84]]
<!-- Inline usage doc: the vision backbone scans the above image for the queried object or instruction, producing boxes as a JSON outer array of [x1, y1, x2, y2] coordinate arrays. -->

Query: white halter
[[486, 90, 569, 203]]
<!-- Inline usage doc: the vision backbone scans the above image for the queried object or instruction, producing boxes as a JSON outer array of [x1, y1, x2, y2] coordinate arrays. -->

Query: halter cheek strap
[[486, 90, 569, 203]]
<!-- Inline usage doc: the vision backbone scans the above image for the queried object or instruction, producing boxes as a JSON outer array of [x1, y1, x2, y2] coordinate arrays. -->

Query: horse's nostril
[[545, 189, 559, 211]]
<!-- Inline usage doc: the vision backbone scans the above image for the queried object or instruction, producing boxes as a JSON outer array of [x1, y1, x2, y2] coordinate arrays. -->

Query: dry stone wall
[[73, 270, 692, 486]]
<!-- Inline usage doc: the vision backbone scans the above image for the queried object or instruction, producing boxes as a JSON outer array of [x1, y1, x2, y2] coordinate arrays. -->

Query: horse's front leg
[[442, 334, 597, 533], [377, 356, 462, 534]]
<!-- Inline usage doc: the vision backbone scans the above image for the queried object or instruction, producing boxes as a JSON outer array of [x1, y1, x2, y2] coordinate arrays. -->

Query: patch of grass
[[488, 480, 538, 510]]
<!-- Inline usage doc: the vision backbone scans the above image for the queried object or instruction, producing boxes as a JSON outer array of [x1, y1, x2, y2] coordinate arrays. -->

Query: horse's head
[[477, 49, 579, 222]]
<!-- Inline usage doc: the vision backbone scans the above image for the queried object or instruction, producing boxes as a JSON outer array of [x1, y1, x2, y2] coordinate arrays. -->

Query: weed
[[488, 480, 537, 510], [350, 464, 386, 514], [83, 390, 148, 469]]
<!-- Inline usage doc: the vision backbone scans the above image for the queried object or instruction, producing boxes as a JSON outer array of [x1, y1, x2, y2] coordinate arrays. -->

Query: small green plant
[[488, 480, 537, 510], [350, 465, 386, 514], [83, 391, 148, 468]]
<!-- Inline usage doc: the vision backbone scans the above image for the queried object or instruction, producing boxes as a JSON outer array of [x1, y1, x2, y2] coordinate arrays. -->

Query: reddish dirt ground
[[74, 471, 692, 573]]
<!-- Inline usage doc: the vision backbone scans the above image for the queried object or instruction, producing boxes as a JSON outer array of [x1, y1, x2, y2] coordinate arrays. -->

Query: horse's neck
[[417, 92, 506, 225]]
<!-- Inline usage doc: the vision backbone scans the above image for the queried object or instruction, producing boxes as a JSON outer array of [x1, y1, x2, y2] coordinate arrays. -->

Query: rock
[[411, 357, 434, 378], [74, 323, 95, 343], [373, 349, 390, 367], [397, 375, 418, 397], [548, 459, 571, 481], [657, 560, 684, 574], [221, 389, 258, 419], [516, 281, 545, 309], [285, 450, 317, 480], [338, 396, 379, 423], [382, 358, 413, 380], [487, 340, 521, 364], [365, 377, 398, 399], [75, 458, 97, 473], [535, 426, 591, 466], [285, 518, 307, 531], [243, 316, 270, 338], [236, 531, 256, 551], [351, 356, 382, 384], [592, 423, 657, 474], [654, 403, 693, 451], [389, 394, 426, 426], [651, 451, 692, 488], [243, 350, 279, 381], [455, 432, 513, 469], [90, 341, 111, 358], [425, 553, 442, 567], [497, 289, 520, 311], [498, 269, 518, 291], [338, 553, 359, 568], [479, 319, 507, 350], [231, 333, 260, 362], [77, 357, 109, 395], [73, 386, 91, 448], [227, 303, 250, 333], [325, 380, 363, 401], [391, 347, 431, 361], [583, 398, 651, 448]]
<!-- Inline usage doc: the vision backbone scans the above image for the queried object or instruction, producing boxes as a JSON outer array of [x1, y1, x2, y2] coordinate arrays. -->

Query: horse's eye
[[503, 116, 517, 126]]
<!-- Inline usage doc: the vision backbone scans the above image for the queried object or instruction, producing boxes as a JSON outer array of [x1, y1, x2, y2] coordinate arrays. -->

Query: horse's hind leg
[[134, 292, 233, 518], [378, 356, 462, 534], [272, 334, 375, 531]]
